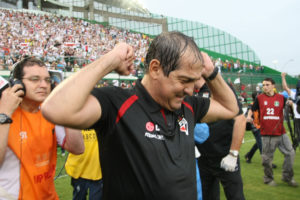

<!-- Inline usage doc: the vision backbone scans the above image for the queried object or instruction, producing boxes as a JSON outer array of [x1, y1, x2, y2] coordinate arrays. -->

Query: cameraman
[[281, 72, 300, 148], [0, 57, 84, 200]]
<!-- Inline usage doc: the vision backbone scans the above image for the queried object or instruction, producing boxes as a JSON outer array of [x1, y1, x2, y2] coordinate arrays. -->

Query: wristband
[[204, 67, 218, 81], [229, 150, 239, 157]]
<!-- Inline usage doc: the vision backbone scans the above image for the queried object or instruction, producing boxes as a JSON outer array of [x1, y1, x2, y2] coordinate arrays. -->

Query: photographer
[[281, 73, 300, 149], [0, 57, 84, 200]]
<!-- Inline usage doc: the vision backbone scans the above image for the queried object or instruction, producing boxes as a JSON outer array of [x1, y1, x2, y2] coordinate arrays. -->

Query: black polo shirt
[[91, 80, 210, 200], [196, 86, 243, 165]]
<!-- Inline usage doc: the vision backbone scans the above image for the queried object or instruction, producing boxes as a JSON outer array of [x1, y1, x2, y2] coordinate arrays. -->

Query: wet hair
[[12, 57, 46, 80], [144, 31, 202, 76], [263, 77, 275, 85]]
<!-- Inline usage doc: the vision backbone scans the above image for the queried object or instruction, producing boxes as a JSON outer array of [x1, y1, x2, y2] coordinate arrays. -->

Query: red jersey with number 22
[[257, 93, 286, 136]]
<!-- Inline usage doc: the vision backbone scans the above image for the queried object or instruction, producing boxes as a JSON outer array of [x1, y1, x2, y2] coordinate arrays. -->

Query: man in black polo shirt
[[42, 31, 239, 200], [196, 83, 246, 200]]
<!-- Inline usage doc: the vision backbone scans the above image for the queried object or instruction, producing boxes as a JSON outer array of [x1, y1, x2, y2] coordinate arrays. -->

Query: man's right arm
[[0, 85, 24, 165], [41, 43, 135, 129]]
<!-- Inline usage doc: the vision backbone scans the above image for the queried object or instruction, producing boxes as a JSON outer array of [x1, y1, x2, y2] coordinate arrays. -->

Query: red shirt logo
[[146, 122, 155, 132]]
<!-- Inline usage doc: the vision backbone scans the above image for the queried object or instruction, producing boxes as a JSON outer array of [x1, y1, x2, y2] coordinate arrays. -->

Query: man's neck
[[20, 100, 40, 113], [141, 75, 165, 108], [265, 91, 275, 97]]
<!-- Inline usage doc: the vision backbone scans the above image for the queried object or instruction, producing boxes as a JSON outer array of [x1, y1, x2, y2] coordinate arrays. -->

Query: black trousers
[[295, 118, 300, 143], [198, 156, 245, 200], [245, 129, 262, 161]]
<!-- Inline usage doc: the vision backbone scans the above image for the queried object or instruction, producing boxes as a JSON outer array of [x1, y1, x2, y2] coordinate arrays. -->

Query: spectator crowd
[[0, 8, 149, 76], [0, 8, 264, 77]]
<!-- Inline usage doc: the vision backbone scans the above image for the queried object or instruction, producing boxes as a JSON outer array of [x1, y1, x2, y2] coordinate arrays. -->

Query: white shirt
[[291, 90, 300, 119]]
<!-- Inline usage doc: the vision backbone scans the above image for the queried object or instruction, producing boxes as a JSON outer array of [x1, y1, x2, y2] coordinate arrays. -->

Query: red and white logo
[[146, 122, 155, 132], [178, 117, 189, 135]]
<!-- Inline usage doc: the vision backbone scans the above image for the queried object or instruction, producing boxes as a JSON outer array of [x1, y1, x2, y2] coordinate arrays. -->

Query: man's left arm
[[64, 128, 85, 154], [229, 113, 246, 153], [55, 126, 84, 155], [220, 113, 246, 172]]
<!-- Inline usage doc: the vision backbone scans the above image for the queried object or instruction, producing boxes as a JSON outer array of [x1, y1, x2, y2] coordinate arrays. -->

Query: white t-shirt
[[291, 90, 300, 119]]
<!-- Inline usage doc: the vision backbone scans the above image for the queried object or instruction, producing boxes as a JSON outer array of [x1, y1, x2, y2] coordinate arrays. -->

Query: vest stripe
[[160, 109, 167, 125], [182, 101, 194, 114], [116, 95, 139, 123]]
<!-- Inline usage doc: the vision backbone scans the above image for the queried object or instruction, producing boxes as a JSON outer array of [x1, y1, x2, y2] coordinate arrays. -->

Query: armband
[[204, 67, 218, 81]]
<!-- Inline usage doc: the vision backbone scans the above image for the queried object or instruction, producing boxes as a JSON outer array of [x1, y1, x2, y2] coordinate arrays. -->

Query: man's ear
[[148, 59, 162, 79]]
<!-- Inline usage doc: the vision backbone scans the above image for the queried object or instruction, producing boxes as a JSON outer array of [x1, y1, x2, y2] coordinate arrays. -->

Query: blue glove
[[194, 123, 209, 144]]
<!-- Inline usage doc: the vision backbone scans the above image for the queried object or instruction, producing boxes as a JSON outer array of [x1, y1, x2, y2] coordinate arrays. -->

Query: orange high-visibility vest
[[8, 107, 59, 200]]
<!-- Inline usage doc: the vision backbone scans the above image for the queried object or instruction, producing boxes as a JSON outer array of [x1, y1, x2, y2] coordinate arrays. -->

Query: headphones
[[9, 57, 29, 97]]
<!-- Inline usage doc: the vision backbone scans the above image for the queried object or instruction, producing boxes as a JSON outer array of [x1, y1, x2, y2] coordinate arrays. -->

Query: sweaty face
[[157, 50, 203, 111], [22, 65, 51, 103], [262, 80, 274, 96]]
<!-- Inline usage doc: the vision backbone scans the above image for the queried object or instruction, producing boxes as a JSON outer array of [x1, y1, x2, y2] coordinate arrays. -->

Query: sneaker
[[244, 154, 251, 163], [61, 153, 65, 157], [265, 180, 277, 186], [282, 178, 299, 187]]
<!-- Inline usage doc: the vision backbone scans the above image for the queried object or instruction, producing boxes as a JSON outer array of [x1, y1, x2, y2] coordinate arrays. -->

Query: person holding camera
[[281, 72, 300, 149], [0, 57, 84, 200]]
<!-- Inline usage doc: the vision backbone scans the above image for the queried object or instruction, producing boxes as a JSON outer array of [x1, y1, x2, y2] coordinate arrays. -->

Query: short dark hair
[[252, 91, 258, 101], [12, 57, 46, 80], [263, 77, 275, 85], [144, 31, 202, 76]]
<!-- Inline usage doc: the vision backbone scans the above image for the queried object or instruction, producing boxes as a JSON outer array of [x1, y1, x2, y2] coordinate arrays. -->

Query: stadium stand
[[0, 1, 298, 97]]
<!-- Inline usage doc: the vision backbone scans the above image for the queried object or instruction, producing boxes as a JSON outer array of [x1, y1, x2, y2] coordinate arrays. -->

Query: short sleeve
[[55, 125, 66, 147]]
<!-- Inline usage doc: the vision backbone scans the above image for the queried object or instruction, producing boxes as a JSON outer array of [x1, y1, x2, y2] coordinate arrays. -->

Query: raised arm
[[200, 53, 239, 123], [0, 85, 24, 165], [281, 72, 291, 96], [41, 43, 135, 129]]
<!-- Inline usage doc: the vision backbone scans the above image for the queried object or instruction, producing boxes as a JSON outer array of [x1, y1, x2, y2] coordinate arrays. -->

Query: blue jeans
[[71, 177, 103, 200]]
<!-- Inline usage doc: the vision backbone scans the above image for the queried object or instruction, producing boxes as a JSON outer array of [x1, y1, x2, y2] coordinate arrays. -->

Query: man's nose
[[184, 83, 194, 96]]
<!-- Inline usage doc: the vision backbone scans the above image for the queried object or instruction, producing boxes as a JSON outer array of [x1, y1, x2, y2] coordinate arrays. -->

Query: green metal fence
[[52, 0, 261, 67]]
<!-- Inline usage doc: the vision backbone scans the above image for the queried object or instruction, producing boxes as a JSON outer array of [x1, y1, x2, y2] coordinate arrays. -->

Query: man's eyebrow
[[178, 75, 201, 81]]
